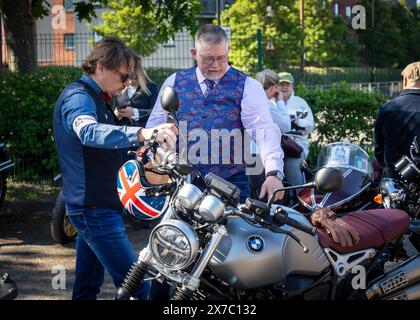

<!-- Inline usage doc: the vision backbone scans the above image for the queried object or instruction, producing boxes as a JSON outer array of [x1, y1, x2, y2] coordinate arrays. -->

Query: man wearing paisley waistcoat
[[147, 24, 285, 202]]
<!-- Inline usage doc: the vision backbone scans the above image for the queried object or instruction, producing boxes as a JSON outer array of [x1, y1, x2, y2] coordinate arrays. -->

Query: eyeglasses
[[197, 53, 228, 65], [114, 69, 135, 83]]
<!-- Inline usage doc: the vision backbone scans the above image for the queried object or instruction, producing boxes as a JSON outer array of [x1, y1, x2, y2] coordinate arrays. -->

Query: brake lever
[[268, 226, 309, 253]]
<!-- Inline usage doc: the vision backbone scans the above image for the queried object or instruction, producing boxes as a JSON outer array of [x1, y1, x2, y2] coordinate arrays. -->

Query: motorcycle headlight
[[149, 219, 199, 271]]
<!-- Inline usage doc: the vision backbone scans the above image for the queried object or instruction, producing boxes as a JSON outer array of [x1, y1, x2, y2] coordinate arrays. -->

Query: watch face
[[276, 172, 284, 181]]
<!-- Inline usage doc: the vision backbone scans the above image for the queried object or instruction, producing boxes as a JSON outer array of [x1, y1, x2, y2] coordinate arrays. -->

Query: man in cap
[[374, 61, 420, 178], [278, 72, 314, 187]]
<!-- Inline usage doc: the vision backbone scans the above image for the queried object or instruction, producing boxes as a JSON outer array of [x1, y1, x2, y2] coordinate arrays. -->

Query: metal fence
[[0, 31, 404, 185], [1, 31, 403, 85]]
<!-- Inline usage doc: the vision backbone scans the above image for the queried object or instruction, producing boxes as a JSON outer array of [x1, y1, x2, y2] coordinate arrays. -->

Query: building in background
[[1, 0, 418, 69]]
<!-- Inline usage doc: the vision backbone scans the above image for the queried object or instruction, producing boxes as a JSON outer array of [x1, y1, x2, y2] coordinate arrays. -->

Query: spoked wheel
[[50, 190, 77, 244]]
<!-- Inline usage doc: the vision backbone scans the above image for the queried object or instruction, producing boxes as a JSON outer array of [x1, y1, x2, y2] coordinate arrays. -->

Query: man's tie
[[204, 78, 216, 96]]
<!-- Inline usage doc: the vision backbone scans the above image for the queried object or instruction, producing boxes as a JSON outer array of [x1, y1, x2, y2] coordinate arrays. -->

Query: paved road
[[0, 201, 150, 300]]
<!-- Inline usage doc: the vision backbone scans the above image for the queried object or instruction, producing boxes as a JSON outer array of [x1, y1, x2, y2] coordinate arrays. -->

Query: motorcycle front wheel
[[50, 190, 77, 244]]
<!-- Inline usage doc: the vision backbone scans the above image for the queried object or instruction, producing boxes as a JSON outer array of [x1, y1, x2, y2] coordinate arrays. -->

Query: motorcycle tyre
[[50, 191, 77, 244]]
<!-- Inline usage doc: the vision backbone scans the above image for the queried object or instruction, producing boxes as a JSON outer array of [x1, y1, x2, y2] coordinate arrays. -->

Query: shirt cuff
[[132, 108, 140, 121], [126, 126, 142, 147], [264, 158, 284, 176]]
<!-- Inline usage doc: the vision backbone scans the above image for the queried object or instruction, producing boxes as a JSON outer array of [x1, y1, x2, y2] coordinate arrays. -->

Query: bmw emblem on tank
[[247, 236, 264, 253]]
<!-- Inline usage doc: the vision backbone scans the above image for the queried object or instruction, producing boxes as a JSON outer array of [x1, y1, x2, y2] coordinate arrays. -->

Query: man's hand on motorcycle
[[259, 176, 285, 202], [141, 123, 178, 150]]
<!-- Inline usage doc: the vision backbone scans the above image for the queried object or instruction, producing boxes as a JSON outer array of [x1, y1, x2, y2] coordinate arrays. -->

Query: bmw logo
[[247, 236, 264, 253]]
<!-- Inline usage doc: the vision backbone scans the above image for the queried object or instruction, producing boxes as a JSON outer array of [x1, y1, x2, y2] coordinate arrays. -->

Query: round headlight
[[149, 219, 199, 271]]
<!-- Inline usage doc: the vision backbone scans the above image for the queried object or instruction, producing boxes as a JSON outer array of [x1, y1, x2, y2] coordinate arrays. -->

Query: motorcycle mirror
[[295, 107, 308, 119], [314, 167, 343, 193], [161, 86, 179, 113]]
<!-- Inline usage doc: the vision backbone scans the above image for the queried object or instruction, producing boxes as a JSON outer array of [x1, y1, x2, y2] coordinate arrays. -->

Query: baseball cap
[[278, 72, 294, 84], [401, 61, 420, 81]]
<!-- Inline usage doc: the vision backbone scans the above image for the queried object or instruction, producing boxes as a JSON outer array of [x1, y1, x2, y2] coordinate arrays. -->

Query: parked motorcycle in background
[[0, 142, 14, 213], [114, 87, 420, 301], [0, 142, 18, 300], [50, 174, 78, 244], [296, 142, 377, 214], [376, 136, 420, 254]]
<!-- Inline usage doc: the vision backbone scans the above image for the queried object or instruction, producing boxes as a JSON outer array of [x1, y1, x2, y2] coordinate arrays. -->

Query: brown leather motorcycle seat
[[317, 209, 410, 254]]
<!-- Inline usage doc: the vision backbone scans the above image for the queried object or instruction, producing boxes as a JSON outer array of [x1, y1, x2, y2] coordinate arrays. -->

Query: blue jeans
[[65, 204, 152, 300]]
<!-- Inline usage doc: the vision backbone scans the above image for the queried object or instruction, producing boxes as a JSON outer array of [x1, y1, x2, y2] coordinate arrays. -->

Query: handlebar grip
[[273, 212, 317, 236]]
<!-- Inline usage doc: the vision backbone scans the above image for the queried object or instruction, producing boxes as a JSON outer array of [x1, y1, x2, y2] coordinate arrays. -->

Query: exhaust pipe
[[365, 255, 420, 300], [382, 281, 420, 300]]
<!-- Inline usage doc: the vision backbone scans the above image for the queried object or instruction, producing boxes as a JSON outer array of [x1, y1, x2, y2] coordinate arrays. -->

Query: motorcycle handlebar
[[273, 211, 317, 236]]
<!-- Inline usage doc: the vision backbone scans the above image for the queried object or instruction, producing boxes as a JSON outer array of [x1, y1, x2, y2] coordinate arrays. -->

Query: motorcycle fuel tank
[[208, 206, 330, 290]]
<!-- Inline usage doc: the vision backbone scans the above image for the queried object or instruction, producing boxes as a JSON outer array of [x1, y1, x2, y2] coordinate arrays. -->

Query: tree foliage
[[220, 0, 360, 73], [220, 0, 302, 74], [92, 0, 202, 56], [357, 0, 420, 68], [0, 0, 201, 72], [303, 0, 359, 67]]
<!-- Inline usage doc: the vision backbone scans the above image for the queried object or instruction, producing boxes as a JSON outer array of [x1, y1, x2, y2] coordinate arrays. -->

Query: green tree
[[303, 0, 359, 67], [0, 0, 201, 73], [220, 0, 303, 74], [357, 0, 420, 68], [93, 0, 202, 56]]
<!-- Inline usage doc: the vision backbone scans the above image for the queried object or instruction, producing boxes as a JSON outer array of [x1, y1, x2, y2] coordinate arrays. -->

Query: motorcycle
[[0, 142, 14, 213], [114, 87, 419, 301], [0, 142, 18, 300], [296, 142, 377, 214], [50, 174, 78, 244], [376, 136, 420, 254]]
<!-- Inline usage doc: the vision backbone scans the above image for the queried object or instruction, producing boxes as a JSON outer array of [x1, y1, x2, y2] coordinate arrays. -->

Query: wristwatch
[[265, 170, 285, 181]]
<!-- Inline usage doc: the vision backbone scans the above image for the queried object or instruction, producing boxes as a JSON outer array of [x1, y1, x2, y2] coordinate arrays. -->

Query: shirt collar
[[81, 74, 103, 96], [196, 65, 231, 84]]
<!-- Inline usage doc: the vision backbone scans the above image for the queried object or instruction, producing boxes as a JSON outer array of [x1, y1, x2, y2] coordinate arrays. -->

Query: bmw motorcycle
[[377, 136, 420, 254], [115, 87, 420, 300]]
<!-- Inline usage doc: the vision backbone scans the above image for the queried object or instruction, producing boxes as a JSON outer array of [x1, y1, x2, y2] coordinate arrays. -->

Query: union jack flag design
[[117, 160, 168, 220]]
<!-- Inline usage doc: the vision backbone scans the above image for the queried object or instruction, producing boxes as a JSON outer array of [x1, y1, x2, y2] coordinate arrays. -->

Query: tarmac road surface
[[0, 200, 150, 300]]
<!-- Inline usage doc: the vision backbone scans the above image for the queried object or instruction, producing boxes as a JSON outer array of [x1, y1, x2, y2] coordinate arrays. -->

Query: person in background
[[249, 69, 291, 199], [374, 61, 420, 179], [278, 72, 314, 187], [114, 55, 159, 128]]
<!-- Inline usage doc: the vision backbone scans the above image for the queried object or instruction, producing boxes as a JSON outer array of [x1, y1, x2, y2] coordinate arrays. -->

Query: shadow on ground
[[0, 200, 150, 300]]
